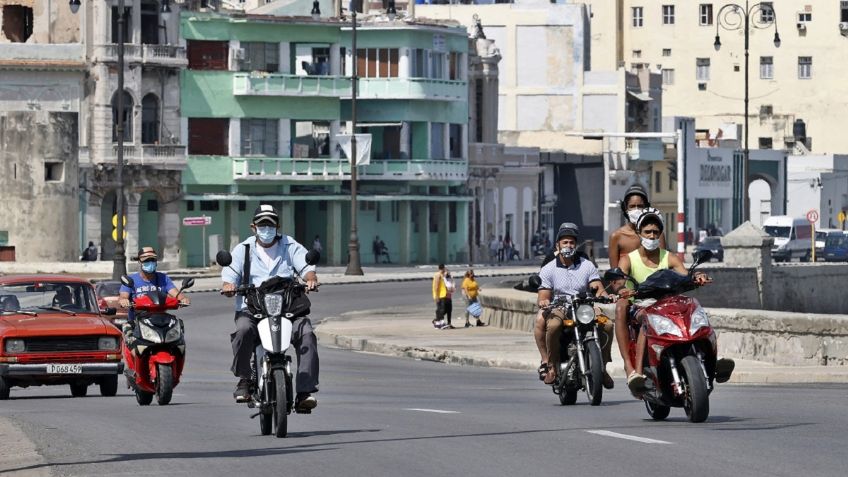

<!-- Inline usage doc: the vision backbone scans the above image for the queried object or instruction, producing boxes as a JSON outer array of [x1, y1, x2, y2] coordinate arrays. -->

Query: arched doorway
[[749, 178, 773, 228], [141, 94, 160, 144], [138, 191, 160, 252], [111, 90, 134, 142]]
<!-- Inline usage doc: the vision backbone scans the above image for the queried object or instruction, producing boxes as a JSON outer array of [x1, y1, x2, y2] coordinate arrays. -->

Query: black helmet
[[635, 207, 664, 233], [556, 222, 580, 241], [620, 184, 650, 213]]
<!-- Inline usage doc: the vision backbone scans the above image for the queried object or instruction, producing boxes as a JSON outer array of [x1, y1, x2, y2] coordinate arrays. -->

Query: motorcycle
[[119, 275, 194, 406], [605, 250, 733, 423], [541, 291, 615, 406], [216, 248, 320, 438]]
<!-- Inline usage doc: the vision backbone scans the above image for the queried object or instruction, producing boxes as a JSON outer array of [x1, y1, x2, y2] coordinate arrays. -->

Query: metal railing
[[233, 73, 352, 97], [232, 157, 467, 181], [142, 45, 187, 65], [111, 144, 187, 165]]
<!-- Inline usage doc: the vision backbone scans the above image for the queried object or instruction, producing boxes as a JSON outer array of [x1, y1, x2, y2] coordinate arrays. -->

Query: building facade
[[784, 155, 848, 230], [180, 10, 470, 266]]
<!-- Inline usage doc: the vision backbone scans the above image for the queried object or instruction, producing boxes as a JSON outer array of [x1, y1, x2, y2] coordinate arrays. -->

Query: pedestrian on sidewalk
[[81, 241, 98, 261], [372, 236, 382, 264], [497, 235, 504, 264], [432, 264, 454, 329], [461, 269, 485, 327]]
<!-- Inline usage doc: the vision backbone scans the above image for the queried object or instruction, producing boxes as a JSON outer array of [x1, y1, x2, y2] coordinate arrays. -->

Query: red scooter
[[120, 276, 194, 406], [606, 251, 734, 423]]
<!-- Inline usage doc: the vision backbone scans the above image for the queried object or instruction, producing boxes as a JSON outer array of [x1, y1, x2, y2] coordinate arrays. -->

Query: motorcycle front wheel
[[681, 355, 709, 423], [583, 341, 604, 406], [273, 369, 288, 438], [156, 364, 173, 405], [260, 375, 273, 436]]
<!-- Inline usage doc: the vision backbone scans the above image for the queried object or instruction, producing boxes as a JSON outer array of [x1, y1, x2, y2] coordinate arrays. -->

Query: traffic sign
[[182, 216, 212, 227], [838, 211, 846, 224], [806, 209, 819, 224]]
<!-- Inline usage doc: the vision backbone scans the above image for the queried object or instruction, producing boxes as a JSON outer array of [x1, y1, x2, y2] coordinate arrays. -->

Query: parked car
[[694, 236, 724, 262], [94, 280, 128, 327], [822, 232, 848, 262], [815, 229, 841, 260], [0, 275, 124, 400]]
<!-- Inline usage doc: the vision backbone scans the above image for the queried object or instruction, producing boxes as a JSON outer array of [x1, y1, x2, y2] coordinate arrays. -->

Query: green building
[[180, 10, 470, 266]]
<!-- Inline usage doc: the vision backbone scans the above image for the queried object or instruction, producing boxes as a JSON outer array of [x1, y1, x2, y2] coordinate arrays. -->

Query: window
[[760, 56, 774, 79], [44, 162, 64, 182], [798, 56, 812, 79], [147, 199, 158, 212], [449, 52, 462, 80], [356, 48, 399, 78], [141, 94, 160, 144], [655, 171, 662, 193], [293, 121, 330, 158], [449, 202, 457, 233], [662, 68, 675, 85], [632, 7, 644, 27], [699, 4, 713, 25], [391, 202, 400, 222], [111, 90, 134, 143], [111, 7, 132, 43], [187, 40, 229, 70], [662, 5, 675, 25], [662, 48, 672, 57], [759, 137, 773, 149], [431, 52, 445, 79], [430, 123, 445, 160], [696, 58, 710, 81], [412, 49, 428, 77], [241, 42, 279, 72], [449, 124, 463, 159], [188, 118, 229, 155], [797, 12, 812, 23], [2, 5, 33, 43], [474, 78, 484, 142], [698, 83, 707, 91], [140, 1, 160, 45], [760, 2, 774, 22], [842, 1, 848, 22], [199, 201, 219, 212], [632, 49, 642, 58], [241, 119, 279, 156], [760, 104, 773, 115], [187, 201, 195, 211], [238, 201, 246, 211]]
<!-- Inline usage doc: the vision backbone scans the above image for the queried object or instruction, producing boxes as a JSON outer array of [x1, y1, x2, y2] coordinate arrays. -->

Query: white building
[[784, 155, 848, 229]]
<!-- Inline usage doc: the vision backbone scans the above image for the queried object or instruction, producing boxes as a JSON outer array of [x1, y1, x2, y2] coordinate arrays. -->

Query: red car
[[0, 275, 124, 399]]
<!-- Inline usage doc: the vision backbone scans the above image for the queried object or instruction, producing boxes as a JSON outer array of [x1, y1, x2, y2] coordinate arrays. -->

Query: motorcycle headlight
[[4, 339, 25, 353], [689, 306, 710, 335], [98, 336, 119, 350], [646, 314, 683, 337], [264, 294, 283, 316], [575, 304, 595, 324], [139, 322, 162, 343], [164, 319, 182, 343]]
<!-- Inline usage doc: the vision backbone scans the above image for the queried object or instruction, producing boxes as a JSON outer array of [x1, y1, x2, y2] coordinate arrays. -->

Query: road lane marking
[[404, 408, 460, 414], [586, 430, 672, 444]]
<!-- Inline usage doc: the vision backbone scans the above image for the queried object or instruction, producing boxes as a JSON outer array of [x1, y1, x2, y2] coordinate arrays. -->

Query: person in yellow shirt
[[432, 264, 453, 329], [461, 270, 485, 327]]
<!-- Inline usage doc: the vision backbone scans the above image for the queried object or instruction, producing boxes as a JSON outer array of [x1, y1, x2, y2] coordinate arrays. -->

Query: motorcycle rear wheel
[[584, 341, 604, 406], [681, 355, 709, 423], [273, 369, 288, 438], [156, 364, 173, 405], [644, 400, 671, 420]]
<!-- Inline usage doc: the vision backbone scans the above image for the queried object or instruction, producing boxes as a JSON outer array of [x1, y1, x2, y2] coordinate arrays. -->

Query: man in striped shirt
[[535, 223, 613, 387]]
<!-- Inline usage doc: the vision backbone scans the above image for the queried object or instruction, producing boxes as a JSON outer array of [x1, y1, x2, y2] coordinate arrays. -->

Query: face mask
[[641, 237, 660, 251], [141, 261, 157, 273], [256, 226, 277, 244], [627, 208, 644, 225], [560, 246, 576, 258]]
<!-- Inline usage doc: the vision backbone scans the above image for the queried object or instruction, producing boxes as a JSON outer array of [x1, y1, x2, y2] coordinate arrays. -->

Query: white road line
[[404, 408, 460, 414], [586, 430, 672, 445]]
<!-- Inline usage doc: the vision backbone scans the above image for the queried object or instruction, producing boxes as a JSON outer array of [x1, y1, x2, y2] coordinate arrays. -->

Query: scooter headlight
[[139, 321, 162, 343], [689, 306, 710, 335], [575, 304, 595, 324], [264, 294, 283, 316], [164, 319, 182, 343], [646, 314, 683, 337]]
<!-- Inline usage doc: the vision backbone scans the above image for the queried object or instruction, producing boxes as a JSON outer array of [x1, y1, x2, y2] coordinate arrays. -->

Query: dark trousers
[[435, 298, 453, 325], [230, 311, 319, 394]]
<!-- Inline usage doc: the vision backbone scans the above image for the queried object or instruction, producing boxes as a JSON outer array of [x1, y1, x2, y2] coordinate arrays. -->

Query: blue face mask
[[141, 261, 157, 273], [256, 226, 277, 244]]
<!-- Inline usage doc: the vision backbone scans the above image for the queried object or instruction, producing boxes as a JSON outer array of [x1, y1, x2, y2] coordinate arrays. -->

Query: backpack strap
[[242, 242, 251, 287]]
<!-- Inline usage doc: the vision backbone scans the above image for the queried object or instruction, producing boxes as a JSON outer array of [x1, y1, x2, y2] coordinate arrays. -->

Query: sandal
[[627, 371, 647, 394], [537, 362, 549, 381], [543, 368, 557, 385]]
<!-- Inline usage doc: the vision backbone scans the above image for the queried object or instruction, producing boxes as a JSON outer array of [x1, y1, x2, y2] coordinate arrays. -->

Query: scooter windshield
[[636, 270, 694, 300]]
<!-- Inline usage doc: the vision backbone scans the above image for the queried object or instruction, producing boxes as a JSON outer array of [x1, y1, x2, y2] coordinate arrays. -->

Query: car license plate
[[46, 364, 83, 374]]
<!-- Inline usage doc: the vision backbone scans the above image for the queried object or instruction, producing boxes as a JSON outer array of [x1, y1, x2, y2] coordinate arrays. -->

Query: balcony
[[0, 44, 85, 70], [625, 138, 664, 161], [142, 45, 187, 68], [94, 44, 142, 63], [112, 145, 187, 168], [233, 158, 467, 181], [357, 78, 467, 102], [233, 73, 352, 97]]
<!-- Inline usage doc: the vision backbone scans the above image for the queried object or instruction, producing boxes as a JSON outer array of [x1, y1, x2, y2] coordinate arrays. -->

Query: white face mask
[[641, 237, 660, 251], [627, 208, 644, 225]]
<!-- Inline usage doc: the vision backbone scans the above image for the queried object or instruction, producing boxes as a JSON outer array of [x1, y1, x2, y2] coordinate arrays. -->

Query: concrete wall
[[0, 111, 79, 262]]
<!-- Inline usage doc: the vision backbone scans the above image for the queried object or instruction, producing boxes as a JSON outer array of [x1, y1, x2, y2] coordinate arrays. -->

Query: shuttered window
[[188, 118, 229, 155], [187, 40, 229, 70]]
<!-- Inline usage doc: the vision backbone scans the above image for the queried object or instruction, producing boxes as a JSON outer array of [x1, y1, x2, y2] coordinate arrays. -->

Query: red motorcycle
[[120, 276, 194, 406], [607, 251, 734, 423]]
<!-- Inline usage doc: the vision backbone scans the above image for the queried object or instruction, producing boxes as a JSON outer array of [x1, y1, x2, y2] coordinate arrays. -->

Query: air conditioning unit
[[234, 48, 245, 60], [797, 22, 806, 30], [840, 22, 848, 33]]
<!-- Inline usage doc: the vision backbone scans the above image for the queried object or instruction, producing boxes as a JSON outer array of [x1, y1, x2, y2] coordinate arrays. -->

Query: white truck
[[762, 215, 820, 262]]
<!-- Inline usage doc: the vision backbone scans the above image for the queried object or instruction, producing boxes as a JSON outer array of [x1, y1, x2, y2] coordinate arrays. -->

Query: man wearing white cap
[[221, 204, 320, 411]]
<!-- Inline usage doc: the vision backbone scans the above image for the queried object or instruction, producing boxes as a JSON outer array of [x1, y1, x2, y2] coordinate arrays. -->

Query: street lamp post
[[713, 1, 780, 223], [345, 2, 364, 275]]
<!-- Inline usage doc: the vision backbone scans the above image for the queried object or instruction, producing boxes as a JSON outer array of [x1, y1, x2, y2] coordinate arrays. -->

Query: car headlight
[[4, 339, 25, 353], [646, 314, 683, 337], [98, 336, 119, 350], [164, 320, 182, 343], [139, 322, 162, 343], [575, 304, 595, 324], [689, 306, 710, 335], [264, 294, 283, 316]]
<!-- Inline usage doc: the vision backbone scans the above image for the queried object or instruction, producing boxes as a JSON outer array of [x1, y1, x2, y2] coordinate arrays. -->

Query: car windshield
[[96, 281, 122, 297], [816, 231, 829, 240], [0, 282, 99, 314], [826, 236, 847, 247], [764, 226, 790, 238], [702, 238, 721, 246]]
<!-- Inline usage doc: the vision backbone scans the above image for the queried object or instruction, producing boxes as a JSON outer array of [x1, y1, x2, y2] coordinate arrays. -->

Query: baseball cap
[[556, 222, 580, 241], [253, 204, 279, 226], [137, 246, 158, 262]]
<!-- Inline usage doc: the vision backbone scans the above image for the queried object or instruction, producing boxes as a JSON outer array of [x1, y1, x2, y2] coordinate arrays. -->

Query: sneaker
[[464, 322, 472, 328], [714, 358, 735, 383], [432, 320, 444, 329], [233, 378, 252, 402], [475, 320, 486, 327], [295, 393, 318, 412]]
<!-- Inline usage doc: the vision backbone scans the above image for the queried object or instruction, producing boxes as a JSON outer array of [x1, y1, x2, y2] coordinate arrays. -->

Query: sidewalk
[[315, 306, 848, 385]]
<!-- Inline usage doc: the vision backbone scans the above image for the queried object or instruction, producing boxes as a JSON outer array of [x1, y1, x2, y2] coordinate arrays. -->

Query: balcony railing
[[94, 44, 142, 63], [142, 45, 187, 67], [357, 78, 467, 102], [111, 145, 187, 167], [233, 157, 467, 181], [233, 73, 352, 97]]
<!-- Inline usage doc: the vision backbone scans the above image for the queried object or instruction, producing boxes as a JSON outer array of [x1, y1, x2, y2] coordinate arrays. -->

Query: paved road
[[2, 281, 847, 477]]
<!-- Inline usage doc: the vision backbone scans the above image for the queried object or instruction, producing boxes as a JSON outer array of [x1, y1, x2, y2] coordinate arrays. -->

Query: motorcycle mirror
[[120, 275, 134, 289], [305, 249, 320, 266], [692, 250, 713, 267], [603, 267, 626, 282], [181, 278, 195, 290], [216, 250, 233, 267], [528, 274, 542, 289], [102, 307, 117, 316]]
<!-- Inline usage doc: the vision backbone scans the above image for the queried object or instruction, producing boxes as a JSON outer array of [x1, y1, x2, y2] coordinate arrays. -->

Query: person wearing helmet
[[612, 209, 713, 396], [608, 184, 666, 269], [221, 204, 320, 411], [534, 222, 613, 387]]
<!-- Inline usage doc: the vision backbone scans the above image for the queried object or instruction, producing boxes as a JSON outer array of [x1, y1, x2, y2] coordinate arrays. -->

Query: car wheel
[[70, 382, 88, 397], [0, 377, 10, 400], [99, 375, 118, 397]]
